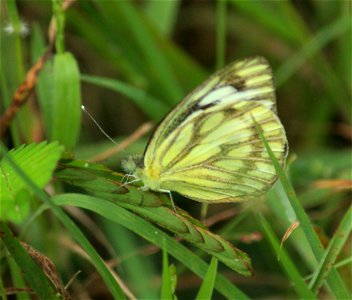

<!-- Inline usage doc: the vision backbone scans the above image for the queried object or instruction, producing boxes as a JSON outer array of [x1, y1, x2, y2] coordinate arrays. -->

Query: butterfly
[[122, 57, 288, 203]]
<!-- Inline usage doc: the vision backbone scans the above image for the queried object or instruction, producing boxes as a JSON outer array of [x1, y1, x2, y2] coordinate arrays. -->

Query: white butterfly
[[123, 57, 288, 203]]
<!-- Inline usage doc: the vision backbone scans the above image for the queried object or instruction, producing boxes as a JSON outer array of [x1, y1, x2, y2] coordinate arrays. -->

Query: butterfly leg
[[140, 185, 150, 191], [121, 172, 133, 184], [159, 189, 176, 212], [121, 174, 127, 184]]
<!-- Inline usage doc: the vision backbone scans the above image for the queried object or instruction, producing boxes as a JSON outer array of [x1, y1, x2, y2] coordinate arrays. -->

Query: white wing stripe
[[221, 88, 272, 103], [198, 86, 237, 106]]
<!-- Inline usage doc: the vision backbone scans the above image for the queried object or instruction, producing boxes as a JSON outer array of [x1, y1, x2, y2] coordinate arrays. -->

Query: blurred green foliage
[[1, 0, 350, 299]]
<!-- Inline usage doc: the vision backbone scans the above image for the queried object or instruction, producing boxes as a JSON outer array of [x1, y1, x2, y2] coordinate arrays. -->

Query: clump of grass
[[1, 1, 350, 299]]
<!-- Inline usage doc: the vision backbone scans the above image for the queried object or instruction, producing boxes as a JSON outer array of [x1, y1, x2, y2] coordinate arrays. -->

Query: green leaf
[[0, 147, 127, 299], [195, 257, 218, 300], [51, 52, 81, 149], [0, 142, 63, 223]]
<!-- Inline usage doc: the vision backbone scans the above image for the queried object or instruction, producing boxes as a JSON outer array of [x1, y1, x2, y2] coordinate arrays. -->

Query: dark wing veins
[[144, 98, 221, 156]]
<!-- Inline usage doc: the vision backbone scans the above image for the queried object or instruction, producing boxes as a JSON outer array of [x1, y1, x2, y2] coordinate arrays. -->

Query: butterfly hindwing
[[146, 100, 286, 202]]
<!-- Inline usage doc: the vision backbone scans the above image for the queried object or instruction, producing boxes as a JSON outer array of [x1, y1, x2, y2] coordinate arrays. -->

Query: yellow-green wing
[[143, 57, 288, 202], [145, 56, 277, 165], [157, 101, 287, 202]]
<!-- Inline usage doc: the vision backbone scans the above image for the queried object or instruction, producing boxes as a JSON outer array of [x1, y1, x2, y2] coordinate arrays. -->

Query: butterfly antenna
[[81, 105, 118, 146], [119, 178, 141, 191], [115, 177, 141, 193]]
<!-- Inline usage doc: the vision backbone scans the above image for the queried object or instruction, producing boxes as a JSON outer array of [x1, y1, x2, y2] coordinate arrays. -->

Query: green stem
[[52, 0, 65, 54]]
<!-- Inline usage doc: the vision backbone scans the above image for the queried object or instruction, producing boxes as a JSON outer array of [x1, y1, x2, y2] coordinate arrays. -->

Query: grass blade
[[116, 1, 183, 104], [275, 16, 350, 89], [257, 213, 316, 299], [0, 222, 58, 299], [8, 255, 30, 300], [0, 147, 127, 299], [255, 121, 349, 298], [53, 193, 250, 299], [195, 257, 218, 300], [145, 0, 180, 37], [55, 159, 252, 276], [161, 242, 174, 299], [81, 74, 168, 121], [309, 206, 352, 292]]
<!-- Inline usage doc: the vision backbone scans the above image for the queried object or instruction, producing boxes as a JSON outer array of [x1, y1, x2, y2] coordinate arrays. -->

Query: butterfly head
[[122, 155, 144, 175], [122, 155, 163, 191]]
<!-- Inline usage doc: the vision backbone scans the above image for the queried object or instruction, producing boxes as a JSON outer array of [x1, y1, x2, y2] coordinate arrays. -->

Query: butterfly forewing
[[140, 56, 287, 202], [145, 57, 276, 161]]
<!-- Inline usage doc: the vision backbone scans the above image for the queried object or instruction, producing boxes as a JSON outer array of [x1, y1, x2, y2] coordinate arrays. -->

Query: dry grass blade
[[277, 221, 300, 261], [203, 208, 239, 228], [21, 242, 71, 300], [312, 179, 352, 191], [0, 49, 51, 137]]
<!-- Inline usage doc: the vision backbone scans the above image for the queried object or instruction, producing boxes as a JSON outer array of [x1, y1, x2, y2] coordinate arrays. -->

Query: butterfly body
[[123, 57, 288, 203]]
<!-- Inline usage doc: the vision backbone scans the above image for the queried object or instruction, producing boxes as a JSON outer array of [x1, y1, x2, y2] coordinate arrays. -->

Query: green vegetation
[[1, 1, 350, 299]]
